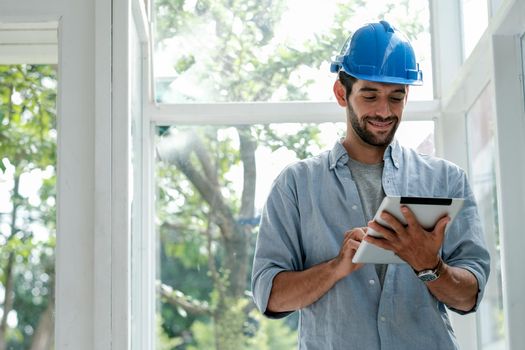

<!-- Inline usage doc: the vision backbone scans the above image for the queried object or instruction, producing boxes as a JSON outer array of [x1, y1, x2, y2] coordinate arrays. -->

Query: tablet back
[[352, 196, 464, 264]]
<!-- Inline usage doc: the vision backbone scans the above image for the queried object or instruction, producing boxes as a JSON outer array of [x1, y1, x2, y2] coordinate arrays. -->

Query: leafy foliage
[[0, 65, 56, 350]]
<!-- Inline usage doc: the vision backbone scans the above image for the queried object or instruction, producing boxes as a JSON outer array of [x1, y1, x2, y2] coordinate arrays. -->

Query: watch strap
[[415, 257, 443, 281]]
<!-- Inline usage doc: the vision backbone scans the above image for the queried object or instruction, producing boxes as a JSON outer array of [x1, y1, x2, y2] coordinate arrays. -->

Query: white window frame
[[146, 100, 440, 125], [0, 21, 58, 64], [1, 0, 147, 349], [1, 1, 111, 348], [435, 0, 525, 350]]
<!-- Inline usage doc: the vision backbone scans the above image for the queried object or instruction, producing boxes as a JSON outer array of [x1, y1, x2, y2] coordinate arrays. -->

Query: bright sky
[[0, 160, 54, 242], [154, 0, 433, 102], [461, 0, 489, 59]]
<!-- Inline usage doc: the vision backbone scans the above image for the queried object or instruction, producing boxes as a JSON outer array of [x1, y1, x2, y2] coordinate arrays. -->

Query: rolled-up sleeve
[[251, 175, 304, 318], [443, 169, 491, 314]]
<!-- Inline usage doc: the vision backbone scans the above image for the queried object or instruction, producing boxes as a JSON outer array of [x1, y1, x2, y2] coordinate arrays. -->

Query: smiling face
[[333, 76, 409, 163], [346, 79, 407, 147]]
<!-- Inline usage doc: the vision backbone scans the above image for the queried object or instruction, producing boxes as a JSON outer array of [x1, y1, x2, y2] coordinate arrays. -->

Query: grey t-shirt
[[347, 157, 388, 286]]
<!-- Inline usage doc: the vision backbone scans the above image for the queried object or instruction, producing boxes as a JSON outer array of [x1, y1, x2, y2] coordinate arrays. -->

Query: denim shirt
[[251, 140, 490, 350]]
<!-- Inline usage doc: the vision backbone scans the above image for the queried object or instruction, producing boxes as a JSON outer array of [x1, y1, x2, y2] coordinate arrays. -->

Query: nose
[[375, 100, 391, 118]]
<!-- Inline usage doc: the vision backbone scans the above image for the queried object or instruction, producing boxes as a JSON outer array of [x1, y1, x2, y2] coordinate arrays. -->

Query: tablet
[[352, 196, 464, 264]]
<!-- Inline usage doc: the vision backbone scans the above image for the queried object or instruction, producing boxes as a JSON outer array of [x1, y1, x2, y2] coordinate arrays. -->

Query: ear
[[333, 80, 348, 107]]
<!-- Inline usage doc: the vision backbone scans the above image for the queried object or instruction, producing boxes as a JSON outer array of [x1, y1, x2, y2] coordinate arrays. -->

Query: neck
[[342, 133, 387, 164]]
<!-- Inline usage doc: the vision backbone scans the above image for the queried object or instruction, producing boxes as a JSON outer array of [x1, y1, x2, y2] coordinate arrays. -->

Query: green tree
[[154, 1, 427, 349], [0, 65, 56, 350], [157, 124, 321, 350]]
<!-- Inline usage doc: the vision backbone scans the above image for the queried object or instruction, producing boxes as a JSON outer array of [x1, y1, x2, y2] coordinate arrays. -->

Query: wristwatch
[[415, 257, 444, 282]]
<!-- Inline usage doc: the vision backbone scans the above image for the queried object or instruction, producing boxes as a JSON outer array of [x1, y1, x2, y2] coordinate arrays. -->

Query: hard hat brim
[[346, 70, 423, 86]]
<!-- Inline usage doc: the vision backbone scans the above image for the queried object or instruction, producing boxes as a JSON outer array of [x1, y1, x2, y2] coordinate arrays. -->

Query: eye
[[363, 95, 376, 101], [390, 96, 404, 103]]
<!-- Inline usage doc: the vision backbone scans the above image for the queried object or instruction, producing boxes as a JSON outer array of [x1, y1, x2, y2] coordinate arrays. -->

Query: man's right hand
[[332, 228, 366, 280], [267, 227, 367, 313]]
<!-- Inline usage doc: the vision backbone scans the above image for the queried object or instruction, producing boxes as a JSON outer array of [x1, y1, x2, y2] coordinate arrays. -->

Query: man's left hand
[[364, 206, 450, 271]]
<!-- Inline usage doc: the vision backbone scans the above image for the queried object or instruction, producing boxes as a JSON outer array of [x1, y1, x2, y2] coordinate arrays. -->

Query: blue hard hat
[[330, 20, 423, 85]]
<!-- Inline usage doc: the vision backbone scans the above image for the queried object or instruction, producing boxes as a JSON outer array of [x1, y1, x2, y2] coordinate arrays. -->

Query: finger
[[350, 228, 367, 241], [342, 236, 365, 260], [367, 221, 396, 241], [378, 211, 406, 234], [433, 215, 450, 237], [400, 205, 420, 228], [347, 238, 361, 251], [343, 230, 354, 243], [364, 234, 393, 251], [342, 231, 357, 246], [341, 231, 356, 250], [346, 240, 365, 269]]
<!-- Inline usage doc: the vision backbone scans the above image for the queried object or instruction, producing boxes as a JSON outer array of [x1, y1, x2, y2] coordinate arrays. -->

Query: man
[[251, 20, 490, 349]]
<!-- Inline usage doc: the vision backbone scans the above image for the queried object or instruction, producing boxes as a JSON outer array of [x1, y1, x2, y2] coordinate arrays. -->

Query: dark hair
[[338, 71, 357, 99]]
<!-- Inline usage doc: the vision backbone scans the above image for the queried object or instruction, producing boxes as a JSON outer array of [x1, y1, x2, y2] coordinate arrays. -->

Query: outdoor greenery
[[154, 1, 427, 349], [0, 65, 57, 350], [0, 2, 427, 350]]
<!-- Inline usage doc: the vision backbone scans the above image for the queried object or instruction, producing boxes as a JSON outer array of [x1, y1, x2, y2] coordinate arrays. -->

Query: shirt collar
[[329, 140, 349, 170], [329, 138, 401, 170], [384, 139, 401, 169]]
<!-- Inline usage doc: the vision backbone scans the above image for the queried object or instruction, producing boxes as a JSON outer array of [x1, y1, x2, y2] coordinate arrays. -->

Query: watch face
[[418, 271, 438, 282]]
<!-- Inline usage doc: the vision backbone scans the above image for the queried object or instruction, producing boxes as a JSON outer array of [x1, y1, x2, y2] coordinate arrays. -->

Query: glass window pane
[[461, 0, 489, 60], [466, 83, 505, 350], [153, 0, 433, 103], [0, 65, 56, 349], [489, 0, 504, 18], [154, 121, 433, 349]]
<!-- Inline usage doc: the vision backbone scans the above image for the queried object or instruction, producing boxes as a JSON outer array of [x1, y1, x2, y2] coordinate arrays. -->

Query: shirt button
[[380, 316, 386, 322], [369, 279, 375, 285], [352, 205, 358, 210]]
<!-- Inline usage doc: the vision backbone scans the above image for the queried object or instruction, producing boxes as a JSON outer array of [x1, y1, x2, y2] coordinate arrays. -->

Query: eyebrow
[[358, 86, 407, 94]]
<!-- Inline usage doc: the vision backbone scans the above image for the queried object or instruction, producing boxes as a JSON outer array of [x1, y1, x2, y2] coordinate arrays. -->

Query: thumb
[[434, 216, 451, 236]]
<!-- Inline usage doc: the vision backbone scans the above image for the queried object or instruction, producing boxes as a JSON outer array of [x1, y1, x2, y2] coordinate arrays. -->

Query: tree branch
[[160, 222, 191, 233], [160, 134, 236, 239], [237, 126, 257, 219], [188, 130, 219, 188], [205, 214, 220, 291], [158, 282, 211, 316], [29, 271, 55, 350], [0, 253, 15, 350]]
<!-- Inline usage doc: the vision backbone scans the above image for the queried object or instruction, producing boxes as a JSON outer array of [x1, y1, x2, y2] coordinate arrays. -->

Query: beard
[[347, 103, 400, 147]]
